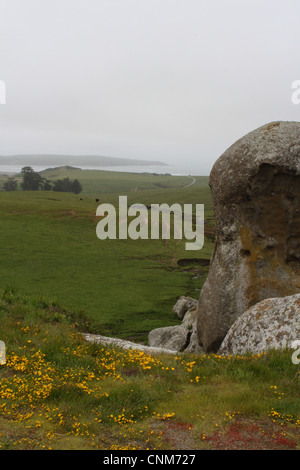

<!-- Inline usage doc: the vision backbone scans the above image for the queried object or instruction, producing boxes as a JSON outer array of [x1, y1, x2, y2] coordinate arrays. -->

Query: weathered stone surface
[[148, 297, 202, 353], [180, 305, 204, 353], [197, 121, 300, 352], [172, 296, 198, 319], [183, 321, 203, 354], [148, 325, 191, 352], [218, 294, 300, 355], [182, 305, 198, 327]]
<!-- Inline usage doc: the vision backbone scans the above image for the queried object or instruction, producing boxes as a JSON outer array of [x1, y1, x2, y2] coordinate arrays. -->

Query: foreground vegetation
[[0, 288, 299, 450]]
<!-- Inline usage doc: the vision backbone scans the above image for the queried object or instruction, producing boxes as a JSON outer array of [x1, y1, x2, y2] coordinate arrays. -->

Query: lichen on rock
[[218, 293, 300, 355]]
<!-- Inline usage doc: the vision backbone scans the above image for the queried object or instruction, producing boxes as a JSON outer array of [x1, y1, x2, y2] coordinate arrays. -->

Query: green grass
[[0, 288, 299, 450], [39, 167, 209, 195], [0, 174, 213, 341], [0, 169, 299, 450]]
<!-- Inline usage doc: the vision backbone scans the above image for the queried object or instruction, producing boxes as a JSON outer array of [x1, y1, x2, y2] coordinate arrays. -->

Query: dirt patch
[[156, 417, 299, 450], [177, 258, 210, 267], [154, 420, 196, 450], [205, 417, 298, 450]]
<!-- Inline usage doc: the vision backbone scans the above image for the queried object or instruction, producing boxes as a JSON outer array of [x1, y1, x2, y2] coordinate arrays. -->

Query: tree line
[[3, 166, 82, 194]]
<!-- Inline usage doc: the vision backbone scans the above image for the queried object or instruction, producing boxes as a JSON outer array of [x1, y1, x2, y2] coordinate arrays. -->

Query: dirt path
[[183, 176, 196, 188]]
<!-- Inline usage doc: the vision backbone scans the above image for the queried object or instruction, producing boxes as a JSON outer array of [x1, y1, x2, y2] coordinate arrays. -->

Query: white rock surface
[[82, 333, 178, 355]]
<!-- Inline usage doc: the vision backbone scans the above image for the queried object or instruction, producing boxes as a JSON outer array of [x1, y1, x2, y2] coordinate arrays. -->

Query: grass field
[[0, 170, 213, 341], [0, 168, 299, 450], [40, 166, 195, 195], [0, 288, 299, 450], [1, 166, 210, 195]]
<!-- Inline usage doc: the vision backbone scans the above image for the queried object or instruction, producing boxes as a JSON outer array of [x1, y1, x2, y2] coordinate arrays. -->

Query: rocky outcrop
[[197, 121, 300, 352], [82, 297, 201, 355], [172, 296, 198, 319], [218, 294, 300, 355], [148, 296, 202, 353], [82, 291, 300, 357], [148, 325, 191, 352]]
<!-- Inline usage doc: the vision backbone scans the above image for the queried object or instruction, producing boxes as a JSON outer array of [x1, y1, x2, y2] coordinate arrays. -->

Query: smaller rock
[[218, 294, 300, 355], [148, 299, 199, 353], [148, 325, 190, 352], [172, 296, 198, 319], [182, 305, 198, 327]]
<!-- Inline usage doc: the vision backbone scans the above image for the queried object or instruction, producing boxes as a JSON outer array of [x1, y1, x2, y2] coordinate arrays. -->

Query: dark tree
[[71, 179, 82, 194], [53, 177, 82, 194], [41, 178, 53, 191], [21, 166, 43, 191], [3, 177, 17, 191], [52, 178, 67, 192]]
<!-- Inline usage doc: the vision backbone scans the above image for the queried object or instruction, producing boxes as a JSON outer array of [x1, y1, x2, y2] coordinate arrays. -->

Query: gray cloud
[[0, 0, 300, 174]]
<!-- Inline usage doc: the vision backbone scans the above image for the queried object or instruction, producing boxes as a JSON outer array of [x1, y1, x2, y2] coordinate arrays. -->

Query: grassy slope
[[40, 167, 196, 195], [0, 288, 299, 450], [0, 173, 213, 341]]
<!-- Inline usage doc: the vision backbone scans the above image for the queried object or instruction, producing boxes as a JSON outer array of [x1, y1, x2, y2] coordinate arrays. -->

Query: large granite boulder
[[197, 121, 300, 352], [218, 294, 300, 355]]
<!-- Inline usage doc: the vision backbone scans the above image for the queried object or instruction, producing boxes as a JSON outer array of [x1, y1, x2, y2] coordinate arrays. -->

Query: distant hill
[[0, 154, 167, 168], [39, 165, 82, 175]]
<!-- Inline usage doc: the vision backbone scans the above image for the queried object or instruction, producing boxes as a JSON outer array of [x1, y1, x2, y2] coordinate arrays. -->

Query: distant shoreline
[[0, 163, 205, 177]]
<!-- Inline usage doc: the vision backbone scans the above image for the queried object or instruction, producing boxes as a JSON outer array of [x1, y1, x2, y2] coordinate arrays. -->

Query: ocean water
[[0, 163, 206, 176]]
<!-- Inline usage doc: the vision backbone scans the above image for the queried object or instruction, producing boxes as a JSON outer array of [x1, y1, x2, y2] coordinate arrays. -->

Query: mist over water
[[0, 162, 207, 176]]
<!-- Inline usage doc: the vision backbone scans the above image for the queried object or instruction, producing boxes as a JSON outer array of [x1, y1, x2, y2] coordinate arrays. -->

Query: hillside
[[0, 154, 167, 169], [38, 167, 195, 194]]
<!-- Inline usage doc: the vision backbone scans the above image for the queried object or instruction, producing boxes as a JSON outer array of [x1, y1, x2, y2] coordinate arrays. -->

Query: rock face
[[197, 121, 300, 352], [218, 294, 300, 355]]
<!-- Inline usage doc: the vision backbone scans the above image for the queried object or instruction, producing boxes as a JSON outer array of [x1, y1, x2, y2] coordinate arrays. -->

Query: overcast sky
[[0, 0, 300, 174]]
